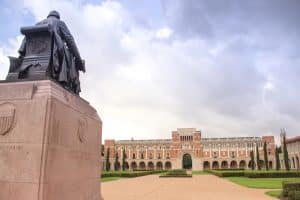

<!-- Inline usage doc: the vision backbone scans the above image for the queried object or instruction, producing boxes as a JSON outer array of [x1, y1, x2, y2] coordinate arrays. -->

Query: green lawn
[[265, 190, 282, 199], [227, 177, 300, 189], [102, 177, 121, 182]]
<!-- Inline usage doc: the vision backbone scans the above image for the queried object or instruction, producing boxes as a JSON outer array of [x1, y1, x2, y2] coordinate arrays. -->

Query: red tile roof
[[286, 136, 300, 144]]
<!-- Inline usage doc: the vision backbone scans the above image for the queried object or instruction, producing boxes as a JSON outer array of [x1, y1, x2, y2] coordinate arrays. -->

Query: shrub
[[101, 170, 166, 178], [159, 169, 192, 178], [208, 170, 245, 177], [295, 191, 300, 200], [215, 168, 245, 171], [245, 171, 300, 178], [159, 174, 192, 178], [287, 191, 300, 200], [282, 181, 300, 198], [166, 169, 187, 175]]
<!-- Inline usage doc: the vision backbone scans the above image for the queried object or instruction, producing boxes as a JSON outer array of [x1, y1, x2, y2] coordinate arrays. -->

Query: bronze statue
[[6, 10, 85, 95]]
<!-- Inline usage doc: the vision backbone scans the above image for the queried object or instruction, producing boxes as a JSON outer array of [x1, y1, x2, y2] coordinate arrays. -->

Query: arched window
[[156, 161, 163, 170], [221, 161, 228, 169], [148, 161, 154, 170], [239, 160, 246, 169], [230, 160, 237, 169], [212, 161, 219, 169], [166, 153, 170, 159], [203, 161, 210, 170], [165, 161, 172, 170]]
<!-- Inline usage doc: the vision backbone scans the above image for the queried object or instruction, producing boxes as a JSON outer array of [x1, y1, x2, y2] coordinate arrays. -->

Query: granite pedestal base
[[0, 80, 103, 200]]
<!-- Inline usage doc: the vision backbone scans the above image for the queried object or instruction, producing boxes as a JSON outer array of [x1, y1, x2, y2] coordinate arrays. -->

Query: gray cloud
[[158, 0, 300, 137], [1, 0, 299, 141]]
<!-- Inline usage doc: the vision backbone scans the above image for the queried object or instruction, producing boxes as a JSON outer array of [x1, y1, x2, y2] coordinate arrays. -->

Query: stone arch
[[221, 161, 228, 169], [165, 161, 172, 170], [156, 161, 163, 170], [203, 161, 210, 170], [148, 161, 154, 170], [230, 160, 237, 169], [139, 161, 146, 170], [182, 153, 192, 169], [212, 161, 219, 169], [239, 160, 246, 169], [131, 161, 137, 170]]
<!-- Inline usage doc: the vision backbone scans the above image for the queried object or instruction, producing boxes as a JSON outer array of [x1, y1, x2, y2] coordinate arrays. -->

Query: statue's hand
[[75, 58, 86, 73]]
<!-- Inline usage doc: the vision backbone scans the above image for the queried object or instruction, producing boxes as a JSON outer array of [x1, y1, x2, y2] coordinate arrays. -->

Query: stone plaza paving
[[102, 174, 276, 200]]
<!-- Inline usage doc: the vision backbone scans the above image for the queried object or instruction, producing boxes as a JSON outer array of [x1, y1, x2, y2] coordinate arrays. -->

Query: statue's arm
[[59, 21, 81, 61], [18, 37, 26, 57]]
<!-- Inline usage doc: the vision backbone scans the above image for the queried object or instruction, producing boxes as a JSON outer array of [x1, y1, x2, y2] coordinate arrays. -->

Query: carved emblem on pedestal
[[77, 117, 87, 143], [0, 103, 17, 136]]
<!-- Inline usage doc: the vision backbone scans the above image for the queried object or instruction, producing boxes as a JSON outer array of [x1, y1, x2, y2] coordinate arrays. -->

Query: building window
[[231, 151, 236, 158], [158, 153, 161, 159], [149, 153, 153, 159], [132, 153, 136, 159], [166, 153, 170, 159], [213, 152, 218, 158], [141, 153, 144, 159]]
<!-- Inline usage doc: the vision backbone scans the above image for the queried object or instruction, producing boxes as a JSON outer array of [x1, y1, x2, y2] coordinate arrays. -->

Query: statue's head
[[47, 10, 60, 19]]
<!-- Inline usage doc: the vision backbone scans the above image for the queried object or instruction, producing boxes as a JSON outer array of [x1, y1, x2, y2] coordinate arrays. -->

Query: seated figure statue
[[6, 10, 85, 95]]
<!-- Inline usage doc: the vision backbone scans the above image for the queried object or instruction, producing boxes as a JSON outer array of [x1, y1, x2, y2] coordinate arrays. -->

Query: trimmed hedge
[[160, 174, 192, 178], [214, 168, 245, 171], [159, 169, 192, 178], [102, 170, 166, 178], [208, 169, 300, 178], [245, 171, 300, 178], [282, 181, 300, 200], [207, 170, 245, 177], [166, 169, 187, 175]]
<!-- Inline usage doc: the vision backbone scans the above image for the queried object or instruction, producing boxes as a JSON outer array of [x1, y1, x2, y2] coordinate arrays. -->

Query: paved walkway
[[102, 174, 276, 200]]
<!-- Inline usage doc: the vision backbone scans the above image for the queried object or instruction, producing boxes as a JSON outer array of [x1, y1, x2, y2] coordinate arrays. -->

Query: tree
[[250, 150, 255, 170], [122, 149, 127, 171], [101, 144, 104, 156], [114, 152, 119, 171], [275, 146, 281, 170], [105, 147, 110, 171], [256, 144, 261, 170], [263, 141, 269, 170], [283, 134, 290, 171]]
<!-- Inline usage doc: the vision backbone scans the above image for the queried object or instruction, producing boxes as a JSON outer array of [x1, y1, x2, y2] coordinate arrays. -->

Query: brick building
[[104, 128, 276, 171], [280, 134, 300, 170]]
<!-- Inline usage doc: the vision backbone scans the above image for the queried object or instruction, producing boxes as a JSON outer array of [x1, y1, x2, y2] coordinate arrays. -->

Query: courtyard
[[102, 174, 276, 200]]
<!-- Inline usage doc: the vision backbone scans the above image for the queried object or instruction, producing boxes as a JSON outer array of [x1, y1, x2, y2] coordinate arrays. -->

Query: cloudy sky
[[0, 0, 299, 142]]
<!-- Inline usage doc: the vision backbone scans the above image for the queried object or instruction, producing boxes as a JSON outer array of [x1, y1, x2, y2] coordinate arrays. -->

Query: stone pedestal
[[0, 80, 103, 200]]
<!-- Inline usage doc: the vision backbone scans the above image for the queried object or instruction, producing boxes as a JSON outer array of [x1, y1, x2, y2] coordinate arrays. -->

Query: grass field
[[102, 177, 122, 182], [226, 177, 300, 189], [265, 190, 282, 199]]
